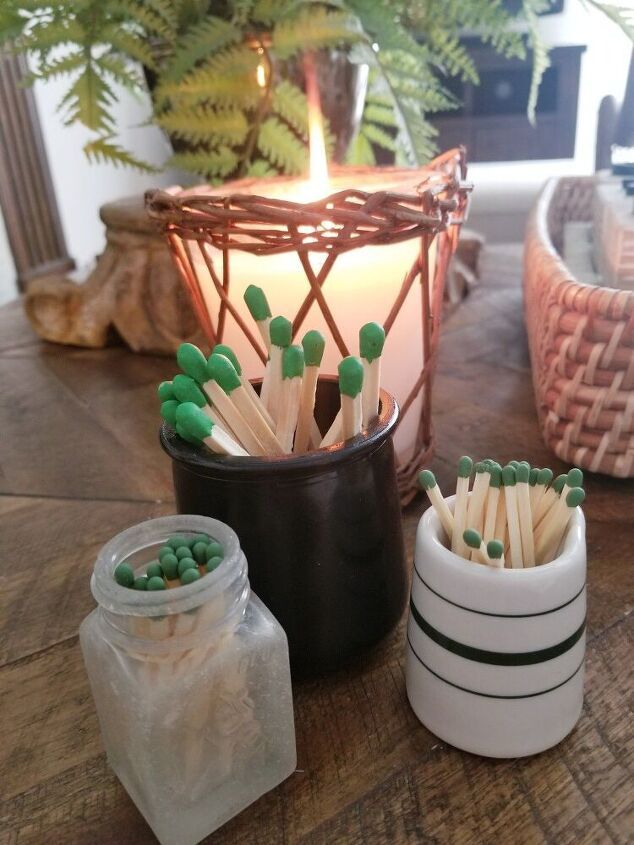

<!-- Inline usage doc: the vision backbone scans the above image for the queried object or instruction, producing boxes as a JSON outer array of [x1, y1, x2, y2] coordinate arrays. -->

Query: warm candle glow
[[303, 53, 329, 200]]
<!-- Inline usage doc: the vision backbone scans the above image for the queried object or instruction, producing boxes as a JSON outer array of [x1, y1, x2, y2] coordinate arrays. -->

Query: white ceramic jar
[[79, 515, 296, 845], [406, 496, 586, 758]]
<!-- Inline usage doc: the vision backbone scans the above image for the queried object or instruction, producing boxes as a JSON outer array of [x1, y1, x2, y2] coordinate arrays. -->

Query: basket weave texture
[[524, 177, 634, 478]]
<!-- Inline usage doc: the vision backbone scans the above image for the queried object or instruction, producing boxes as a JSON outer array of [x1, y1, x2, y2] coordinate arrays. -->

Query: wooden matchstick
[[535, 487, 585, 564], [463, 529, 492, 566], [561, 467, 584, 502], [515, 462, 535, 567], [294, 330, 325, 454], [528, 468, 538, 509], [502, 464, 523, 568], [172, 373, 241, 445], [207, 353, 281, 456], [418, 470, 454, 542], [452, 456, 472, 557], [359, 322, 385, 429], [531, 467, 553, 520], [338, 356, 364, 441], [175, 402, 248, 457], [319, 408, 342, 448], [261, 316, 291, 419], [533, 473, 567, 530], [466, 461, 490, 535], [276, 345, 304, 452], [213, 343, 275, 429], [482, 463, 502, 543], [494, 489, 507, 551], [486, 539, 505, 568], [244, 285, 272, 352]]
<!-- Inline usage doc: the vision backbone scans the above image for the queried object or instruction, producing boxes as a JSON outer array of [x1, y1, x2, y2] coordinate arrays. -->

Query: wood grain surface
[[1, 246, 632, 845]]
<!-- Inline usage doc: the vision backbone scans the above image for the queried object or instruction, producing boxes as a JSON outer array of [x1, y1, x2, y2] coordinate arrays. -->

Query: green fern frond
[[345, 130, 375, 165], [84, 136, 158, 171], [101, 25, 159, 70], [19, 18, 85, 55], [156, 106, 248, 145], [168, 147, 240, 179], [159, 44, 260, 108], [271, 79, 309, 138], [108, 0, 173, 38], [523, 1, 551, 124], [31, 49, 85, 81], [257, 116, 307, 173], [96, 53, 143, 90], [246, 158, 277, 177], [58, 64, 115, 132], [161, 16, 240, 83], [360, 122, 396, 151], [273, 7, 365, 59], [362, 102, 397, 127]]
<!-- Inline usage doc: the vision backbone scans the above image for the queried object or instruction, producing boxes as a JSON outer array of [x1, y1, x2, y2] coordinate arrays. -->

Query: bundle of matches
[[419, 460, 586, 568], [114, 533, 224, 591], [157, 284, 388, 457]]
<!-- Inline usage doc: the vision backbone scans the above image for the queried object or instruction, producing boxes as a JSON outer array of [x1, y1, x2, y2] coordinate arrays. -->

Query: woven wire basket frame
[[146, 146, 471, 503]]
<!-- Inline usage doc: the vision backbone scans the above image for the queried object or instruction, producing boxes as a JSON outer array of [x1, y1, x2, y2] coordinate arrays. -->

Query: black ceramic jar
[[160, 378, 407, 676]]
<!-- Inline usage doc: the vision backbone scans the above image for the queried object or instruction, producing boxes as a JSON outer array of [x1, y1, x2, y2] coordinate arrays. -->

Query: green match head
[[502, 465, 517, 486], [206, 555, 223, 573], [553, 474, 567, 494], [175, 545, 192, 560], [302, 330, 325, 367], [475, 461, 487, 474], [175, 423, 201, 444], [160, 400, 179, 426], [487, 539, 504, 560], [244, 285, 271, 321], [146, 576, 166, 591], [160, 553, 179, 580], [133, 576, 148, 590], [566, 467, 584, 488], [359, 322, 385, 362], [566, 487, 585, 508], [177, 557, 197, 577], [463, 528, 482, 550], [213, 344, 241, 375], [519, 460, 531, 470], [180, 567, 201, 585], [529, 468, 538, 486], [489, 464, 502, 488], [157, 381, 175, 402], [269, 316, 292, 348], [191, 541, 208, 565], [172, 373, 206, 407], [509, 460, 520, 469], [177, 343, 209, 385], [282, 345, 304, 379], [418, 469, 437, 490], [176, 402, 212, 441], [338, 356, 364, 398], [146, 561, 163, 580], [516, 463, 530, 483], [206, 541, 223, 560], [114, 563, 134, 588], [167, 535, 189, 550], [537, 467, 554, 486], [457, 456, 473, 478], [207, 353, 241, 393]]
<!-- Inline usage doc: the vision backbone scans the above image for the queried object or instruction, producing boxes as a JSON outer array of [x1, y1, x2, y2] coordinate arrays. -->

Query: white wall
[[0, 210, 16, 306]]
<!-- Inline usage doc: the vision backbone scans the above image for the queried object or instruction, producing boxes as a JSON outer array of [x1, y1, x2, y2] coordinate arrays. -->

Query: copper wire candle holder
[[146, 147, 471, 503]]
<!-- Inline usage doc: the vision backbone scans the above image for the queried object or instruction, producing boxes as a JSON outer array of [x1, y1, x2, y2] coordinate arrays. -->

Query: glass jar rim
[[91, 514, 245, 617]]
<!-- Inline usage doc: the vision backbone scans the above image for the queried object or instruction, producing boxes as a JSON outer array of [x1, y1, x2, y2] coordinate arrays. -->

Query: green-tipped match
[[338, 356, 364, 397], [173, 374, 206, 407], [269, 315, 292, 348], [418, 470, 437, 490], [537, 467, 554, 486], [157, 381, 174, 402], [207, 353, 241, 394], [244, 285, 271, 321], [516, 463, 530, 483], [114, 563, 134, 587], [566, 467, 584, 488], [177, 343, 209, 385], [160, 399, 179, 426], [176, 402, 212, 442], [457, 456, 473, 478], [519, 460, 531, 470], [147, 576, 166, 591], [302, 330, 326, 367], [489, 465, 502, 488], [176, 423, 201, 445], [566, 487, 585, 508], [553, 474, 567, 494], [475, 461, 487, 474], [213, 344, 241, 375], [509, 460, 520, 469], [463, 528, 482, 549], [487, 540, 504, 560], [502, 465, 517, 486], [529, 468, 538, 486], [359, 322, 385, 362], [282, 345, 304, 379]]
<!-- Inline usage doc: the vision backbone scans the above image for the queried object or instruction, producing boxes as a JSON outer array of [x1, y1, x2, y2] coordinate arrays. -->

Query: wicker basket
[[524, 177, 634, 478]]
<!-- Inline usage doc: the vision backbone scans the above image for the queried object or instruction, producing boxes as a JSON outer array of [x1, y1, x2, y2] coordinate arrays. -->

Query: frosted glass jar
[[79, 515, 296, 845]]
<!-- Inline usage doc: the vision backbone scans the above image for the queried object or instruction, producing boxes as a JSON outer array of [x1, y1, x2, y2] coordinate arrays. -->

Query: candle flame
[[304, 53, 329, 198], [256, 61, 266, 88]]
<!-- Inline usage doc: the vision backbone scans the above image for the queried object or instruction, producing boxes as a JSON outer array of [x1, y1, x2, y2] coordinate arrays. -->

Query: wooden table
[[1, 246, 632, 844]]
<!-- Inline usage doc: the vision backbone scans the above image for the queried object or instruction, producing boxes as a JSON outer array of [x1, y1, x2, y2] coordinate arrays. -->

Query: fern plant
[[0, 0, 632, 179]]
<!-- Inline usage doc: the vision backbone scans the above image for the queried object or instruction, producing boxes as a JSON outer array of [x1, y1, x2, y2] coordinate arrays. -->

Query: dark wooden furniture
[[431, 44, 585, 162], [0, 50, 74, 289], [1, 245, 632, 844]]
